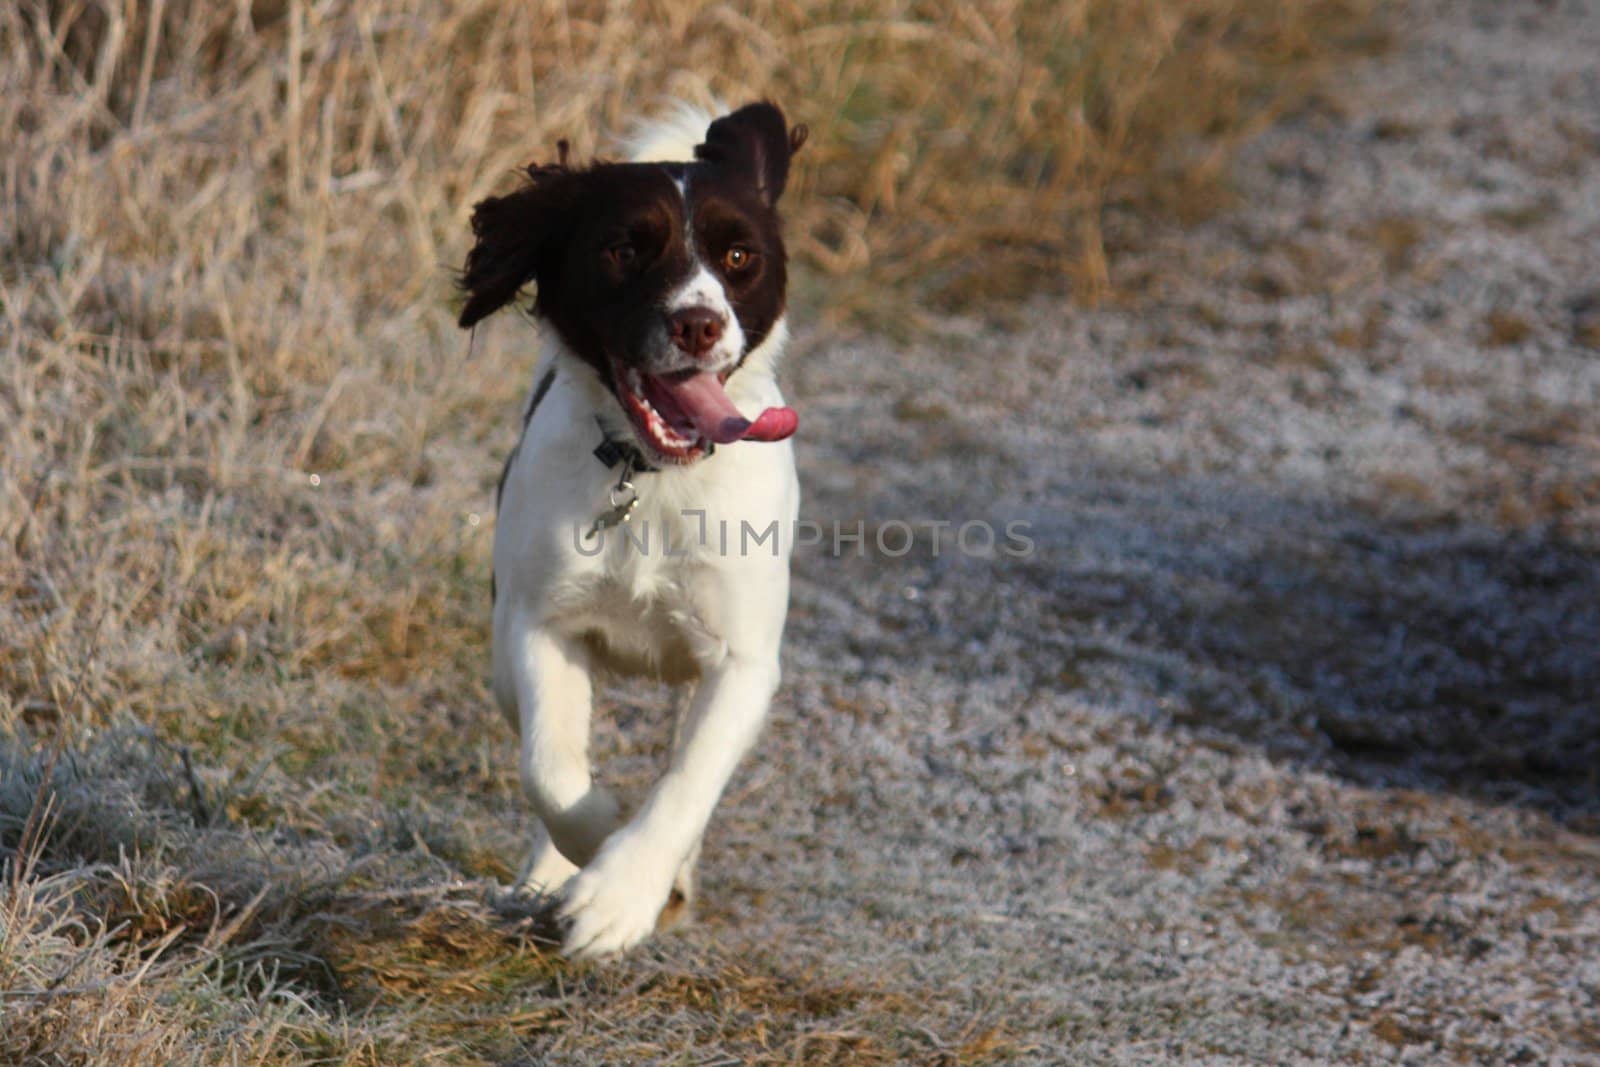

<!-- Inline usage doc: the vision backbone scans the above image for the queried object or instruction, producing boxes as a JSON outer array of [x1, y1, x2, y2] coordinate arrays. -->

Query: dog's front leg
[[559, 650, 780, 959], [501, 621, 623, 874]]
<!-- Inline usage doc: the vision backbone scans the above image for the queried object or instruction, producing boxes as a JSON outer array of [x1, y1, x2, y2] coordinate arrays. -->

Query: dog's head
[[459, 102, 807, 465]]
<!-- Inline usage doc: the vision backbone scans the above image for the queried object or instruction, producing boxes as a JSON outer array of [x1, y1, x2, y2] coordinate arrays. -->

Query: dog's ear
[[695, 102, 807, 206], [458, 160, 577, 329]]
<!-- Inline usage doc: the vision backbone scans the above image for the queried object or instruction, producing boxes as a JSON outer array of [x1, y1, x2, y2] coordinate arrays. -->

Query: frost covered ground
[[757, 0, 1600, 1059]]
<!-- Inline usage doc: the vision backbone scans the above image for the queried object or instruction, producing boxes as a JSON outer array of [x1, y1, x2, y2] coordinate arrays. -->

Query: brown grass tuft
[[1484, 308, 1534, 347]]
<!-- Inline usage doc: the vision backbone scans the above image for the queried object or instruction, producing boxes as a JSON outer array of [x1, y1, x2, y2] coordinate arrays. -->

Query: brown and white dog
[[458, 102, 806, 958]]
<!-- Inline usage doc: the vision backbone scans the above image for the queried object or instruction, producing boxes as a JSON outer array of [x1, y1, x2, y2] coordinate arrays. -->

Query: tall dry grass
[[2, 0, 1376, 1062]]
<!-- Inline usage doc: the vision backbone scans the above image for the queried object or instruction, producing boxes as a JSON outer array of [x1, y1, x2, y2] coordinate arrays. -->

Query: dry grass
[[2, 0, 1378, 1062]]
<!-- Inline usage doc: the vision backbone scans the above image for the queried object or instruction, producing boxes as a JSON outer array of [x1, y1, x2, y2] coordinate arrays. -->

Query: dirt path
[[629, 1, 1599, 1061]]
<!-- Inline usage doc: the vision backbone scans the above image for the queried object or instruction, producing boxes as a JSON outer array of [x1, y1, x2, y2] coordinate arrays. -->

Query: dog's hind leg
[[496, 617, 623, 870], [513, 822, 580, 898]]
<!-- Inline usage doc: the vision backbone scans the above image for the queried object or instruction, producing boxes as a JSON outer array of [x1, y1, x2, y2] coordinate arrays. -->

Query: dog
[[457, 102, 807, 958]]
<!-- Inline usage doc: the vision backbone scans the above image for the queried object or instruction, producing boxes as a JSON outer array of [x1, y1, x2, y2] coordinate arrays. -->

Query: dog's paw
[[558, 854, 673, 960]]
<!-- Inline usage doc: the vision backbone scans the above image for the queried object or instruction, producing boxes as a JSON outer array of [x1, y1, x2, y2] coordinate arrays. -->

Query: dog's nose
[[668, 307, 724, 358]]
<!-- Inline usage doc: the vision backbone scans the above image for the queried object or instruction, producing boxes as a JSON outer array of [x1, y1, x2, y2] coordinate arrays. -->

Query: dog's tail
[[620, 99, 721, 164]]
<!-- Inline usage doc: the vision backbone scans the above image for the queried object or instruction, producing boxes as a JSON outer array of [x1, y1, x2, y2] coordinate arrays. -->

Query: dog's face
[[459, 103, 806, 464]]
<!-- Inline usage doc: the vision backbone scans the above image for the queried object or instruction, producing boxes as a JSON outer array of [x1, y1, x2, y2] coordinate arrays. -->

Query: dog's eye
[[723, 246, 754, 271], [607, 243, 638, 268]]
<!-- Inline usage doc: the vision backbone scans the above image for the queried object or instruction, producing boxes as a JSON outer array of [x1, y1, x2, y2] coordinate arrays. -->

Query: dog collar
[[586, 420, 652, 541], [585, 420, 719, 540], [592, 430, 657, 473]]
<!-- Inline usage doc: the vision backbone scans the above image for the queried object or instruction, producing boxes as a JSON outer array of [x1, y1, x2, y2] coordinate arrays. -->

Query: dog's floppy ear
[[458, 158, 577, 329], [695, 101, 807, 206]]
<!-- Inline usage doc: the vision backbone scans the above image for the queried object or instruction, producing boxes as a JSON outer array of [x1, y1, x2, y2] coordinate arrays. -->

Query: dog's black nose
[[668, 307, 724, 358]]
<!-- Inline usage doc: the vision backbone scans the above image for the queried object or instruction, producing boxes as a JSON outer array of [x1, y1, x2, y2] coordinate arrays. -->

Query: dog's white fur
[[491, 108, 798, 958]]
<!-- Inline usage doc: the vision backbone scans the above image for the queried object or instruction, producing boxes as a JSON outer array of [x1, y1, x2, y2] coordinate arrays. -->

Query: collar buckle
[[592, 435, 651, 471]]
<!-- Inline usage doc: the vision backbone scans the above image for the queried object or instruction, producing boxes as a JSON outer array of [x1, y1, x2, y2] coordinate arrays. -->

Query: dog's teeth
[[619, 370, 697, 454]]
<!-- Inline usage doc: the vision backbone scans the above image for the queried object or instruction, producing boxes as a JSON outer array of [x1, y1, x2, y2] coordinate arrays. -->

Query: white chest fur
[[491, 323, 799, 685]]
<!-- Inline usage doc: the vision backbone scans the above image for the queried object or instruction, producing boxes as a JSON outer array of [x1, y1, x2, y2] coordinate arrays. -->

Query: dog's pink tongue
[[661, 372, 798, 445], [744, 406, 799, 441]]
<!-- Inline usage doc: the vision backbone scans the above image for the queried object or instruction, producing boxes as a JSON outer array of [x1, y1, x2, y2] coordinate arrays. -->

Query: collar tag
[[585, 474, 639, 540], [587, 421, 651, 541]]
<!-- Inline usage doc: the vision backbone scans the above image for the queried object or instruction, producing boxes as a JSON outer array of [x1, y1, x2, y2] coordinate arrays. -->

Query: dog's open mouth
[[612, 362, 798, 463]]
